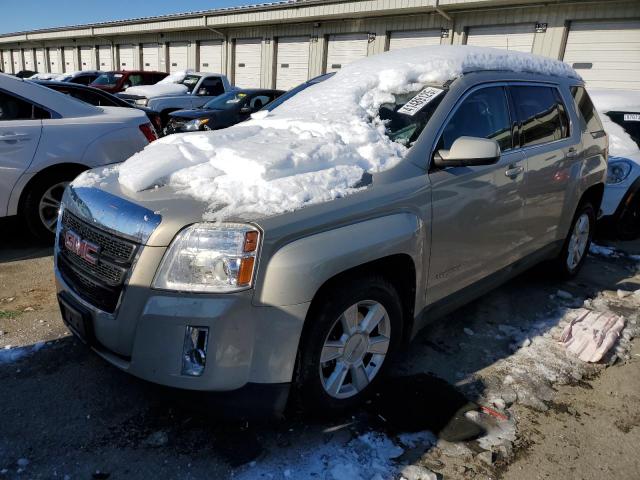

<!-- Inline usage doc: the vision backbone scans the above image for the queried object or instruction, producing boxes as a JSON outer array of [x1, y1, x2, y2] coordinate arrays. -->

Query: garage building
[[0, 0, 637, 91]]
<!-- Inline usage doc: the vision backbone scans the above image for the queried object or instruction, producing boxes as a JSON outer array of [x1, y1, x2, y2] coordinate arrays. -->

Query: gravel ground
[[0, 216, 638, 480]]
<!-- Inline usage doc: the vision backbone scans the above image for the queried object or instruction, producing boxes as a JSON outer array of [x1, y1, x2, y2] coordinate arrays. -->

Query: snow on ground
[[0, 342, 45, 364], [231, 246, 639, 480], [112, 46, 578, 221]]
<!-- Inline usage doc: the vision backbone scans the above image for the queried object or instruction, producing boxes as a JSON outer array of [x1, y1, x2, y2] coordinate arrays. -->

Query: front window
[[437, 86, 512, 152], [181, 74, 202, 93], [378, 87, 447, 147], [91, 72, 123, 86], [203, 91, 250, 110]]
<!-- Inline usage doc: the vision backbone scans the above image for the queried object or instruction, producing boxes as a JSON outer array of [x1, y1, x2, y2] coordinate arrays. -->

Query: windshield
[[378, 87, 447, 147], [203, 91, 248, 110], [181, 74, 201, 93], [606, 111, 640, 149], [91, 72, 123, 86]]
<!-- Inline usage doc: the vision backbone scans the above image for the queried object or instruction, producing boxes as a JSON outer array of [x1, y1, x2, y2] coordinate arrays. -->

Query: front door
[[0, 91, 43, 216], [427, 85, 527, 304]]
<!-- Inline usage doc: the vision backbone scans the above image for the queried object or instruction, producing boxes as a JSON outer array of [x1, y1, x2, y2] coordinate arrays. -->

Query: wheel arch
[[580, 182, 605, 213], [16, 162, 88, 215]]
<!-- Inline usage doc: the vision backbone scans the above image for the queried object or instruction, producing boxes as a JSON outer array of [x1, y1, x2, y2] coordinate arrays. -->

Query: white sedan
[[590, 89, 640, 239], [0, 73, 156, 241]]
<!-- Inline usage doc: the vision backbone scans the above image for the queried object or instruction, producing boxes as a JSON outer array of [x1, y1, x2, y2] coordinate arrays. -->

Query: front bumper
[[54, 258, 310, 393]]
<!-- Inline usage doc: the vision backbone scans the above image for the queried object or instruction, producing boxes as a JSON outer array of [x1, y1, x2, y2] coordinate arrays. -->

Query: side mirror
[[433, 137, 500, 168], [240, 106, 252, 114]]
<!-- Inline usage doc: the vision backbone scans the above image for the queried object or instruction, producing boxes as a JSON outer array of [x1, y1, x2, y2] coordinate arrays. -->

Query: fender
[[254, 213, 425, 307]]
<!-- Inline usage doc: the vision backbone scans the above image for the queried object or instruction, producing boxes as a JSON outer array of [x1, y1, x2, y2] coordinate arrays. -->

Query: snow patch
[[0, 342, 45, 364], [116, 46, 578, 221]]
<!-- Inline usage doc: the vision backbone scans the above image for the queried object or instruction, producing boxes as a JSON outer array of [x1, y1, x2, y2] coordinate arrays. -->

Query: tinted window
[[0, 92, 50, 120], [439, 86, 513, 151], [511, 86, 569, 147], [70, 75, 95, 85], [197, 77, 225, 96], [570, 86, 604, 135], [91, 72, 123, 86], [249, 94, 271, 110]]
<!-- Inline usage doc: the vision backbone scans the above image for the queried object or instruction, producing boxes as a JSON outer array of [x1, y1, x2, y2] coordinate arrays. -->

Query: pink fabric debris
[[559, 309, 625, 362]]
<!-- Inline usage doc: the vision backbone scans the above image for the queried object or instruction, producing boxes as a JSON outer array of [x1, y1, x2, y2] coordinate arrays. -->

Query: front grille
[[58, 211, 139, 313]]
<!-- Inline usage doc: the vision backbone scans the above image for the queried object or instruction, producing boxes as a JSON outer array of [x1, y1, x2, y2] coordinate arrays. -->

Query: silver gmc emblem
[[63, 229, 100, 265]]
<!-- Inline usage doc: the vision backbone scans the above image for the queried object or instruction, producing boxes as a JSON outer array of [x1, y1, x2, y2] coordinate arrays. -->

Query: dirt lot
[[0, 215, 638, 480]]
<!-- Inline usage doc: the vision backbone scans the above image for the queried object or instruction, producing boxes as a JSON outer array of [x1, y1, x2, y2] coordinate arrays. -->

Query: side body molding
[[255, 213, 425, 307]]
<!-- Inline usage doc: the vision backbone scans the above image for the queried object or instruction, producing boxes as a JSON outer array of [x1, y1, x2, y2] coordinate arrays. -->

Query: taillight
[[139, 123, 158, 143]]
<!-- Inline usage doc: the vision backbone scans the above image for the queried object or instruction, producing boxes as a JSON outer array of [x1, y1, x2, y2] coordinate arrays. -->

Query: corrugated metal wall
[[0, 0, 637, 90]]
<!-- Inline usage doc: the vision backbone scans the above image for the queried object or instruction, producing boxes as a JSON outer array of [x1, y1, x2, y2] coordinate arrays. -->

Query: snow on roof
[[124, 70, 194, 97], [111, 46, 579, 221]]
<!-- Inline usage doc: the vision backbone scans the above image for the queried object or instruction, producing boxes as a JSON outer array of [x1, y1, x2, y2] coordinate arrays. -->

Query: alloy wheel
[[38, 181, 68, 233], [319, 300, 391, 399], [566, 212, 590, 270]]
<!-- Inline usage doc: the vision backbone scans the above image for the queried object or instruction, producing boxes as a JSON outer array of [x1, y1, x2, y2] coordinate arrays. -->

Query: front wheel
[[553, 202, 595, 278], [294, 276, 403, 413]]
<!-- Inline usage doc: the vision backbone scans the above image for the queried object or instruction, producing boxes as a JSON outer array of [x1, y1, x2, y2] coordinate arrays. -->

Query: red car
[[90, 70, 168, 93]]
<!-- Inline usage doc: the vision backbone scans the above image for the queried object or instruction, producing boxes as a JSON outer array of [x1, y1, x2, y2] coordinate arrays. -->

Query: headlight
[[183, 118, 209, 131], [607, 160, 633, 184], [153, 223, 260, 293], [134, 98, 149, 106]]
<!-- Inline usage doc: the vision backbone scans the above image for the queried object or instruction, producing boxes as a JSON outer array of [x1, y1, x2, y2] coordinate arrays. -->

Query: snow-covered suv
[[117, 71, 232, 127], [55, 47, 606, 414]]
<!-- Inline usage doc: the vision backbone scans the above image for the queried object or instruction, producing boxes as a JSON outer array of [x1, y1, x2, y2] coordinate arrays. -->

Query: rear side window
[[570, 86, 605, 135], [0, 91, 51, 120], [438, 86, 513, 152], [510, 86, 569, 147]]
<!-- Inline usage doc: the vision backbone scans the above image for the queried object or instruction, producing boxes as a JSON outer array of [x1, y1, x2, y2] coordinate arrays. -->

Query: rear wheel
[[22, 169, 84, 243], [552, 202, 595, 278], [295, 276, 403, 412]]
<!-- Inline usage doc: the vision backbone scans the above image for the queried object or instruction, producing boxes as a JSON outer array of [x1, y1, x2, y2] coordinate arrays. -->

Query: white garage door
[[466, 24, 535, 52], [389, 29, 442, 50], [98, 46, 113, 70], [564, 20, 640, 91], [234, 38, 262, 88], [23, 50, 34, 71], [12, 50, 23, 72], [35, 48, 46, 72], [63, 46, 76, 73], [142, 43, 160, 71], [80, 46, 93, 69], [169, 42, 188, 72], [118, 44, 135, 70], [49, 48, 62, 73], [276, 36, 310, 90], [2, 50, 12, 73], [326, 33, 368, 73], [199, 40, 223, 72]]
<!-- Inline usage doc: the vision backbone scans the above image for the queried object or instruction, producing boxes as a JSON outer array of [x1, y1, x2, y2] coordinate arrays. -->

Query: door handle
[[505, 165, 524, 178], [566, 147, 578, 158], [0, 133, 30, 142]]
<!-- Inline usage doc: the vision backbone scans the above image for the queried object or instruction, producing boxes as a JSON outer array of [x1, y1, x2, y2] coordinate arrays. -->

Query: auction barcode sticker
[[624, 113, 640, 122], [397, 87, 445, 116]]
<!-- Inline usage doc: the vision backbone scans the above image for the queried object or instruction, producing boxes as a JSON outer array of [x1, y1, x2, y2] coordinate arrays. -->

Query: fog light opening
[[182, 326, 209, 376]]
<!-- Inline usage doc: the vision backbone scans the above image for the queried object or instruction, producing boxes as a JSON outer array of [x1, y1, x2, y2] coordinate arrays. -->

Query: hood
[[169, 108, 218, 120], [124, 83, 189, 99]]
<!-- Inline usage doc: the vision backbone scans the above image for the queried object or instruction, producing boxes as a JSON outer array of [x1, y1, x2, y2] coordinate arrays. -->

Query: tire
[[294, 275, 403, 413], [615, 194, 640, 241], [552, 202, 595, 278], [22, 168, 85, 243]]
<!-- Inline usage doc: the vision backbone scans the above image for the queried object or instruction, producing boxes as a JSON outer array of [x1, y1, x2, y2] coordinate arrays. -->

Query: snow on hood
[[124, 70, 193, 98], [589, 89, 640, 157], [109, 46, 578, 221]]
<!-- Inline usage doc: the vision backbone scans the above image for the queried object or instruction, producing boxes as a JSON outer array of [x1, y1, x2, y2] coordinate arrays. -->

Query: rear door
[[428, 85, 526, 303], [0, 91, 45, 216], [510, 84, 577, 253]]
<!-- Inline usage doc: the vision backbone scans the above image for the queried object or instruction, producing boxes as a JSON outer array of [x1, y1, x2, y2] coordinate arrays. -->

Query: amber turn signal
[[237, 257, 255, 286]]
